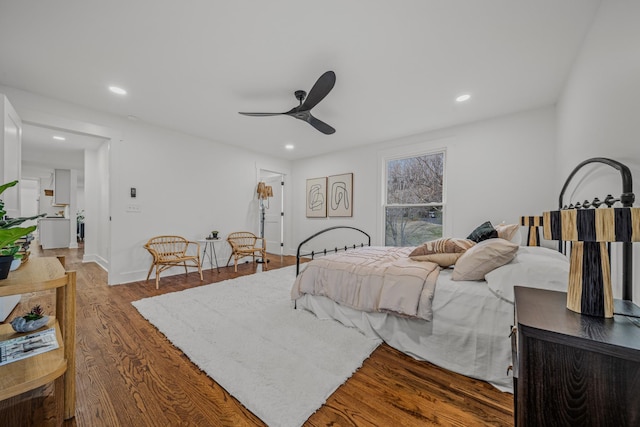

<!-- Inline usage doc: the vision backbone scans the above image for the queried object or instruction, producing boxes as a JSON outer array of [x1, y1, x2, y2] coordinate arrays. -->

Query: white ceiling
[[19, 123, 106, 185], [0, 1, 600, 160]]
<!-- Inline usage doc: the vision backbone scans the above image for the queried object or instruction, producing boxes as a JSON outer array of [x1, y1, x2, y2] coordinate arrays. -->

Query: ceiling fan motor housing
[[294, 90, 307, 103]]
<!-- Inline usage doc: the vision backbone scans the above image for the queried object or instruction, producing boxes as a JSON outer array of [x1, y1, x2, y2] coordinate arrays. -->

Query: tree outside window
[[385, 151, 444, 246]]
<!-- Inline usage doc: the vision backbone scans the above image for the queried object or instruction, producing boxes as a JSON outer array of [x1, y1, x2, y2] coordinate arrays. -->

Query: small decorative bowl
[[10, 315, 49, 332]]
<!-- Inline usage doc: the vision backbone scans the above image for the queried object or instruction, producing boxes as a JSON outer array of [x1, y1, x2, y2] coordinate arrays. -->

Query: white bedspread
[[292, 245, 570, 392], [292, 247, 440, 321], [296, 269, 515, 392]]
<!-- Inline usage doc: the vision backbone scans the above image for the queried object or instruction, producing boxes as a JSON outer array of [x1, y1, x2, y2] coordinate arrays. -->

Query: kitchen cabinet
[[39, 218, 71, 249], [53, 169, 70, 205]]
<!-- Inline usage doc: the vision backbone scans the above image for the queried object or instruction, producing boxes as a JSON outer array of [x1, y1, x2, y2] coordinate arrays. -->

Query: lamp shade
[[543, 207, 640, 318], [257, 182, 266, 197], [543, 208, 640, 243], [258, 182, 274, 200], [520, 216, 543, 246]]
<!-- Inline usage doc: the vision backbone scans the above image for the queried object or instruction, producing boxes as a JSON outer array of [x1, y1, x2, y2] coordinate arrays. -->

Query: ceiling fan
[[239, 71, 336, 135]]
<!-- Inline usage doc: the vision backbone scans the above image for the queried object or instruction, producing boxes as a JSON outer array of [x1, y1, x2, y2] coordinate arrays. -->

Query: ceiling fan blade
[[238, 112, 284, 116], [307, 114, 335, 135], [300, 71, 336, 111]]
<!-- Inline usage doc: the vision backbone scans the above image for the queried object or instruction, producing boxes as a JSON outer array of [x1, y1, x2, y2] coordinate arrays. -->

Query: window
[[384, 151, 445, 246]]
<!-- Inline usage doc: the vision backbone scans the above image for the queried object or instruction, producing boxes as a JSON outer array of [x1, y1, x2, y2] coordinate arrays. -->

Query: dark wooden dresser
[[513, 286, 640, 427]]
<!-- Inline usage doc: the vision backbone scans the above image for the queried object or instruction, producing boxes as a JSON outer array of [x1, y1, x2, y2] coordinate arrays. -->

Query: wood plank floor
[[0, 244, 514, 426]]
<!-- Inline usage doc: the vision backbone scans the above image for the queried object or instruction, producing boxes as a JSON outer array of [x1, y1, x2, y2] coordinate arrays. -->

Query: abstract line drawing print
[[328, 173, 353, 217], [306, 177, 327, 217], [330, 181, 349, 211], [309, 184, 325, 211]]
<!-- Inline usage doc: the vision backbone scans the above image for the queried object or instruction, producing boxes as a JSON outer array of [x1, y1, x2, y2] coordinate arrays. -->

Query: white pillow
[[484, 247, 569, 303], [516, 245, 568, 261], [452, 238, 519, 281]]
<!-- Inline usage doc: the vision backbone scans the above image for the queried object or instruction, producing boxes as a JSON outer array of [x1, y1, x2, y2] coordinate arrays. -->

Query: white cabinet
[[53, 169, 71, 205], [39, 218, 71, 249]]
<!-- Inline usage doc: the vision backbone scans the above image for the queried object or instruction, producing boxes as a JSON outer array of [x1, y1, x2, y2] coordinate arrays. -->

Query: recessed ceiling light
[[285, 144, 294, 150], [53, 136, 66, 141], [456, 94, 471, 102], [109, 86, 127, 95]]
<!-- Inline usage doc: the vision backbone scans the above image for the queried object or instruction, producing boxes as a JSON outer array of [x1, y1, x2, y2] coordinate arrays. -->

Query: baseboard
[[82, 253, 109, 272]]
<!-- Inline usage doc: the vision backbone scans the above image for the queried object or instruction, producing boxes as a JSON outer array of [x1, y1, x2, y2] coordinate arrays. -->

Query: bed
[[291, 157, 635, 394]]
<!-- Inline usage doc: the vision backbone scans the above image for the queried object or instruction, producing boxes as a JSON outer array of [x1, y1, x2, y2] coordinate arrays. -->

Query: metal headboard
[[295, 226, 371, 276], [558, 157, 635, 301]]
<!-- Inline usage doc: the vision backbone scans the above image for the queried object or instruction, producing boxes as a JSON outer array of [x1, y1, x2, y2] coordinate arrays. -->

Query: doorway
[[19, 116, 113, 274], [259, 170, 284, 257]]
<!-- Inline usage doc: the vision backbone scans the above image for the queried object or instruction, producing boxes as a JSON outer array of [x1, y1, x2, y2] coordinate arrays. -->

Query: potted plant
[[10, 304, 49, 332], [1, 243, 23, 271], [209, 230, 219, 239], [0, 181, 44, 279]]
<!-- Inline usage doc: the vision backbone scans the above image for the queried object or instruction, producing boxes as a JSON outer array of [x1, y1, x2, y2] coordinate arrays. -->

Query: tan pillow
[[410, 253, 463, 268], [409, 238, 475, 256], [409, 238, 476, 267], [495, 223, 520, 242], [452, 238, 519, 281]]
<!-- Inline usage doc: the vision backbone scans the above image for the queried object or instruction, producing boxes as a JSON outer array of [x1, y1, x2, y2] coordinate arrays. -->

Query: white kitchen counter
[[39, 218, 71, 249]]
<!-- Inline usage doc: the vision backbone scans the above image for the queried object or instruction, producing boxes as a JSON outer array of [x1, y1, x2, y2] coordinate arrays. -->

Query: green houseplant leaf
[[0, 226, 37, 250], [0, 243, 21, 257], [0, 213, 46, 229], [0, 181, 42, 262], [0, 180, 18, 219], [0, 180, 18, 196]]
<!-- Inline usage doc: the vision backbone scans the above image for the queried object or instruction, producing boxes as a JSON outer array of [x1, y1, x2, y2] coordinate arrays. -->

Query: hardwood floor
[[0, 244, 514, 426]]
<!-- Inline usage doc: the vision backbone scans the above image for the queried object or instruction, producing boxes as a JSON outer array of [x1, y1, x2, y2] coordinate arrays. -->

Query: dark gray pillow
[[467, 221, 498, 243]]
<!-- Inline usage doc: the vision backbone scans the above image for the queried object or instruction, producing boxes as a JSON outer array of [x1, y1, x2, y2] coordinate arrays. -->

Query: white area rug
[[132, 266, 381, 427]]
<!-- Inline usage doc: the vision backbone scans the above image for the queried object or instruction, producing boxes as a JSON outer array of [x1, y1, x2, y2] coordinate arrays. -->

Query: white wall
[[107, 121, 291, 284], [556, 0, 640, 304], [18, 178, 39, 229], [292, 106, 557, 252], [83, 148, 108, 269], [0, 84, 292, 285]]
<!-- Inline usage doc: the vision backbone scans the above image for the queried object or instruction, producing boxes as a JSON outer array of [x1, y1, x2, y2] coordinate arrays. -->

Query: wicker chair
[[144, 235, 203, 289], [226, 231, 267, 272]]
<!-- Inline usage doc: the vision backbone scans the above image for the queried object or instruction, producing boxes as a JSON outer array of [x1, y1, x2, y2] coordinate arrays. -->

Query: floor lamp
[[257, 182, 273, 264]]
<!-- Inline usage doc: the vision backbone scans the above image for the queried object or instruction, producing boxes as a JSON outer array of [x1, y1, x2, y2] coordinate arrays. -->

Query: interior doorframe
[[18, 107, 119, 278], [258, 168, 285, 257]]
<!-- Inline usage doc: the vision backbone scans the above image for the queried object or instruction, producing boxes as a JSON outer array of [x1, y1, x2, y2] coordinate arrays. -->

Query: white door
[[0, 95, 22, 319], [261, 173, 283, 255], [1, 95, 22, 218]]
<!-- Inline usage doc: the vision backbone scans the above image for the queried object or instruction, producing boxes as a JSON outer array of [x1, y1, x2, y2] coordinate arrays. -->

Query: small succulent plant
[[23, 305, 44, 321], [11, 305, 48, 332]]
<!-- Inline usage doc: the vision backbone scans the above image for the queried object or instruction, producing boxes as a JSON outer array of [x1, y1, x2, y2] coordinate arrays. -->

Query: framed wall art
[[328, 173, 353, 217], [306, 177, 327, 218]]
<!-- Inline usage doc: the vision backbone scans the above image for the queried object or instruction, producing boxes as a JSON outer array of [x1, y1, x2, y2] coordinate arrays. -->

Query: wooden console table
[[514, 286, 640, 426], [0, 257, 76, 421]]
